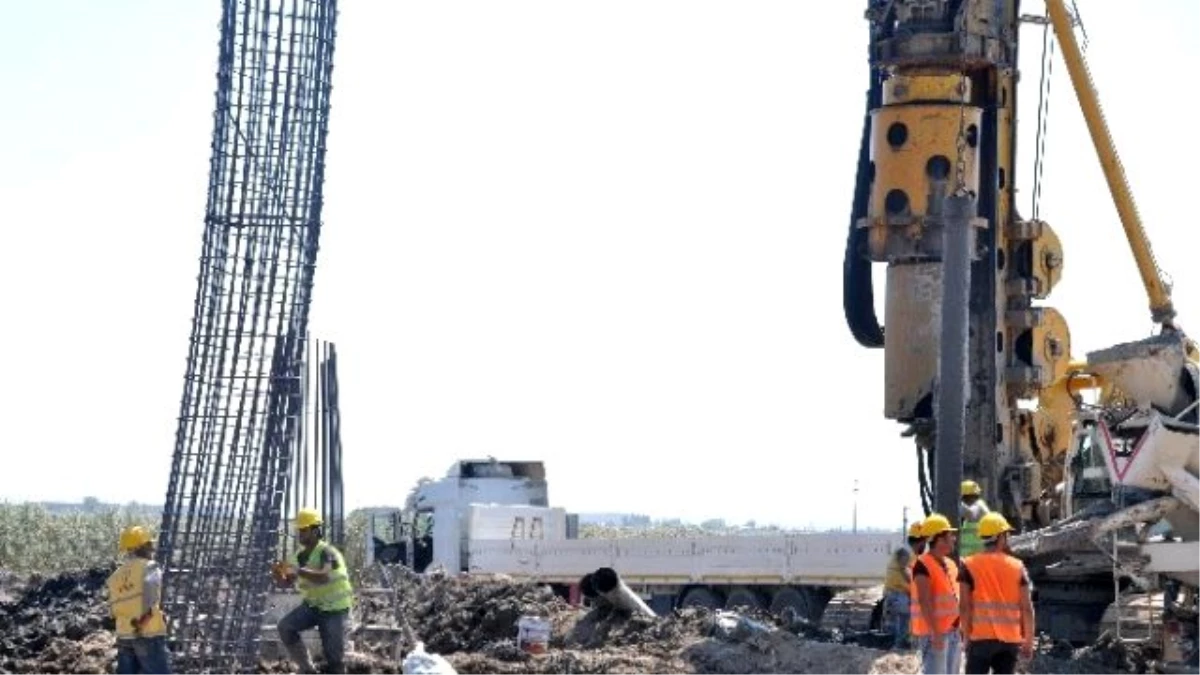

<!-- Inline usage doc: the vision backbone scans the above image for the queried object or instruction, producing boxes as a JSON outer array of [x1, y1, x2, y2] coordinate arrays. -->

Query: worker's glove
[[271, 561, 294, 581]]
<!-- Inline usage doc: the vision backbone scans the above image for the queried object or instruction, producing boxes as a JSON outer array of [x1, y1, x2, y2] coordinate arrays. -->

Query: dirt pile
[[331, 573, 917, 675], [0, 564, 1157, 674], [1027, 632, 1158, 674], [335, 570, 1152, 675], [0, 567, 116, 674], [352, 569, 569, 655]]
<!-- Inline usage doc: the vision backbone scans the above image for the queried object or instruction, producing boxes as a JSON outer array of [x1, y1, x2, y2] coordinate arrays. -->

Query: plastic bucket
[[516, 615, 550, 654]]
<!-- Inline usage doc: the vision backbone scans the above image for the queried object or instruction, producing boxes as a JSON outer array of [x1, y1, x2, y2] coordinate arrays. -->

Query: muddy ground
[[0, 566, 1159, 674]]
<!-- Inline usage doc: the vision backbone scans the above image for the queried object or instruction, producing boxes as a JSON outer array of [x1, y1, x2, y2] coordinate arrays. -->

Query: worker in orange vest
[[909, 513, 962, 674], [959, 512, 1035, 674]]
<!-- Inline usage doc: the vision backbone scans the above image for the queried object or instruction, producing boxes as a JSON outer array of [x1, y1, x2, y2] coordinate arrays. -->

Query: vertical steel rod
[[935, 193, 977, 531]]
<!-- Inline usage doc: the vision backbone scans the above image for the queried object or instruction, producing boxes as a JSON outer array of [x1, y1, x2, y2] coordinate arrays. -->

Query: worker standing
[[959, 513, 1036, 674], [883, 521, 926, 649], [106, 526, 172, 674], [909, 513, 962, 674], [272, 508, 354, 675], [959, 480, 991, 557]]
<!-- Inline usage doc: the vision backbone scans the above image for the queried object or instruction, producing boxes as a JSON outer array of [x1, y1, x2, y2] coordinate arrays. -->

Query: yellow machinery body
[[846, 0, 1198, 649]]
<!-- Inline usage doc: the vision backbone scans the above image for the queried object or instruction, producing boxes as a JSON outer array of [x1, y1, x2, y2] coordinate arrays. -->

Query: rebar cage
[[155, 0, 340, 670]]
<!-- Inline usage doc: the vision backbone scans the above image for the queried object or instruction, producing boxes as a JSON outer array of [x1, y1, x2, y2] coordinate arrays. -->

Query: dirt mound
[[0, 567, 116, 674], [0, 565, 1153, 675], [1026, 632, 1157, 674], [351, 569, 570, 654]]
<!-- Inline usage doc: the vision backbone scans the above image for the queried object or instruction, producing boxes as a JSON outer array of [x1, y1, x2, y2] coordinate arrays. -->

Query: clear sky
[[1, 2, 1196, 530]]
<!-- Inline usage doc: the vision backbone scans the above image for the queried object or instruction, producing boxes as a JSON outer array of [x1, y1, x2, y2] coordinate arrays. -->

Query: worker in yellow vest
[[910, 513, 962, 674], [959, 513, 1035, 674], [272, 508, 354, 674], [883, 520, 925, 649], [106, 526, 172, 674], [959, 480, 990, 557]]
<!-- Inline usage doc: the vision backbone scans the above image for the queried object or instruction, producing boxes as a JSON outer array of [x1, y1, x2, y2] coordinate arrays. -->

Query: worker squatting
[[106, 508, 353, 674], [882, 480, 1036, 675]]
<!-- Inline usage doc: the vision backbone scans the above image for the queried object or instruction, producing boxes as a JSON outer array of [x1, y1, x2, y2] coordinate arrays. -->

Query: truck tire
[[770, 587, 831, 624], [725, 587, 766, 611], [679, 587, 723, 610]]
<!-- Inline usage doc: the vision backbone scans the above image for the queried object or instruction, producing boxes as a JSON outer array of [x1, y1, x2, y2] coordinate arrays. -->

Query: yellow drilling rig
[[843, 0, 1198, 655]]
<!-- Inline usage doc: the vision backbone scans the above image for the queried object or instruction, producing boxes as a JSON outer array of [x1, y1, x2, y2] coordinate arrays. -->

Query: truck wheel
[[771, 587, 831, 624], [725, 587, 766, 611], [679, 587, 723, 610]]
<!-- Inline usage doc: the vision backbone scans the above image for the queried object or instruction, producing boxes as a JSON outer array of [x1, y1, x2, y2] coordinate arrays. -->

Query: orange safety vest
[[909, 552, 959, 636], [963, 552, 1026, 644]]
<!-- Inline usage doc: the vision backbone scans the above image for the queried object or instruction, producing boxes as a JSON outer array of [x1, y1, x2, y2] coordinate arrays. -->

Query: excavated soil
[[0, 565, 1159, 674], [0, 567, 118, 674]]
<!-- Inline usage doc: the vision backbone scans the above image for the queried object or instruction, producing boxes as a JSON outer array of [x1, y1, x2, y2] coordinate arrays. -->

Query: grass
[[0, 504, 893, 578], [0, 504, 373, 578]]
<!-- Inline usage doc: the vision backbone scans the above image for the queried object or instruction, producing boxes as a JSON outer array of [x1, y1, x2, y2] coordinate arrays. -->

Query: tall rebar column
[[156, 0, 339, 670], [280, 337, 345, 561]]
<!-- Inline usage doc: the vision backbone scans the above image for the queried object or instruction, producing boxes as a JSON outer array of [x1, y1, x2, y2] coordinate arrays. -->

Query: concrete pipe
[[591, 567, 656, 618], [578, 572, 598, 599]]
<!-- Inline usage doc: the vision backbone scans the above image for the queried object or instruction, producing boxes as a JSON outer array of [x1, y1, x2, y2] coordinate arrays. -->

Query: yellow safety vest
[[106, 558, 167, 639], [884, 549, 910, 594], [959, 500, 989, 557], [292, 541, 353, 613]]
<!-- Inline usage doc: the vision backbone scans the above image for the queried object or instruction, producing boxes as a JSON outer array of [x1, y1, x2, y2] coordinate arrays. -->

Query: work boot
[[283, 641, 317, 674]]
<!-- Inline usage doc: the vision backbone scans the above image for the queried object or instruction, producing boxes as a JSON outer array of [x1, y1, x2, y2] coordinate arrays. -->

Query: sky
[[1, 1, 1196, 530]]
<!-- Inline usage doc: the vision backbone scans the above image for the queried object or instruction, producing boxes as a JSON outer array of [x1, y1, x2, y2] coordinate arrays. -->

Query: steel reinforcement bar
[[155, 0, 340, 670]]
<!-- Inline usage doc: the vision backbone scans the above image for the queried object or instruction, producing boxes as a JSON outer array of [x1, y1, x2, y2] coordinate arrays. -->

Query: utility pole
[[852, 479, 859, 534], [902, 505, 909, 538]]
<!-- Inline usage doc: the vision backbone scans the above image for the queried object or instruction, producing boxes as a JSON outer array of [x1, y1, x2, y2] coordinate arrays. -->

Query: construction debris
[[0, 564, 1165, 674]]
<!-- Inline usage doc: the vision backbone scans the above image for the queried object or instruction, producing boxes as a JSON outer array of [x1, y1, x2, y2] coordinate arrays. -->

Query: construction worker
[[272, 508, 353, 674], [959, 480, 991, 557], [882, 520, 926, 649], [106, 526, 172, 674], [959, 513, 1035, 674], [910, 513, 962, 674]]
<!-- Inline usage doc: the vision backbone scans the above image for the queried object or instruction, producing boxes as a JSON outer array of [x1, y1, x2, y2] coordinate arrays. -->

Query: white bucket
[[516, 615, 551, 654]]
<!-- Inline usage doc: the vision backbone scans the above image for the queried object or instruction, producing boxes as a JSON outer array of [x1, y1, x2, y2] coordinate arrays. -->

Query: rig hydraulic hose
[[843, 70, 886, 349]]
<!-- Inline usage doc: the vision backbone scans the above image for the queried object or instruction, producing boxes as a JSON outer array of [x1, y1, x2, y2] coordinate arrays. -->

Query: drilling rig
[[844, 0, 1198, 654]]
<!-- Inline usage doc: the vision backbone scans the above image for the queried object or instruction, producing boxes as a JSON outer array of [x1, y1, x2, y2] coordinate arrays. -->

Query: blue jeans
[[883, 590, 911, 648], [918, 630, 962, 674], [278, 602, 348, 674], [116, 636, 171, 674]]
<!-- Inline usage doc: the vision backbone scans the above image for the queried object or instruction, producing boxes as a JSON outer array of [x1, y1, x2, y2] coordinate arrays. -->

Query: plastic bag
[[401, 641, 457, 675]]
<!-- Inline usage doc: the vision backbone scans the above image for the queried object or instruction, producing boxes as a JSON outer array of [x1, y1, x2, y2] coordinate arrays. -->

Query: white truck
[[366, 458, 901, 621]]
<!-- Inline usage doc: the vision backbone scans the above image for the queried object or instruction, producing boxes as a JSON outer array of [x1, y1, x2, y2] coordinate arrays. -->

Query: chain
[[952, 7, 970, 198]]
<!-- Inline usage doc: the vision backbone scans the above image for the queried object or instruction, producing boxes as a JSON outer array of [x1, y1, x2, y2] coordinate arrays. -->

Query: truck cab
[[367, 458, 573, 572]]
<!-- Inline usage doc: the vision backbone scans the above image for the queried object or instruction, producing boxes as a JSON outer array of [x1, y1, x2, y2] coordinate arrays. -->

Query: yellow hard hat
[[978, 512, 1013, 539], [919, 513, 958, 539], [294, 508, 323, 530], [907, 521, 924, 538], [961, 480, 982, 497], [119, 526, 153, 552]]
